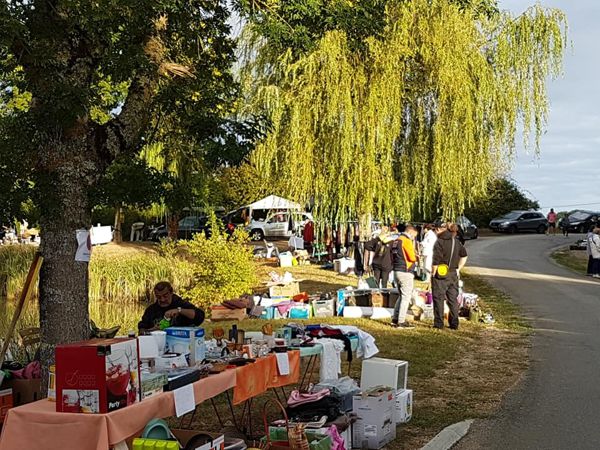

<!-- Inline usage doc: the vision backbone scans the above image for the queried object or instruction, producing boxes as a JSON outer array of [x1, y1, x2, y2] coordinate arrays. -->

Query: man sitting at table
[[138, 281, 205, 333]]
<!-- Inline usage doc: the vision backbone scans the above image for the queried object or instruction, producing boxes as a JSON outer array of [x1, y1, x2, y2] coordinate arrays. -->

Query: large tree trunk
[[38, 142, 93, 392]]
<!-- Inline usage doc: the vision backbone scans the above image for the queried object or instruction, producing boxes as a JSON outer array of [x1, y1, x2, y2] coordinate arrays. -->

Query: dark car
[[562, 210, 600, 234], [489, 210, 548, 234], [456, 216, 478, 240], [148, 215, 210, 241], [434, 216, 478, 244]]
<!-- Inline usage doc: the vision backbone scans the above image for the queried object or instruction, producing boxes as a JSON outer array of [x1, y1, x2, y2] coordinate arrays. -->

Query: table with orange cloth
[[232, 350, 300, 405], [0, 351, 301, 450], [0, 369, 236, 450]]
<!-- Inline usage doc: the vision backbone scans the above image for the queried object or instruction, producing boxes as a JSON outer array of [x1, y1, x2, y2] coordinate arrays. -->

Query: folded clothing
[[286, 396, 343, 423], [222, 299, 248, 309], [287, 388, 331, 407]]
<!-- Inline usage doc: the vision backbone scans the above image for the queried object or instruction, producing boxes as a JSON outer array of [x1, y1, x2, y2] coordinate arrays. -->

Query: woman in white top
[[420, 224, 438, 282], [589, 227, 600, 278]]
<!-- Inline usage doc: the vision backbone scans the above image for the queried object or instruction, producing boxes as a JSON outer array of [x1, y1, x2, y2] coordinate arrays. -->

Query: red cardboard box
[[55, 338, 140, 414], [0, 388, 12, 423]]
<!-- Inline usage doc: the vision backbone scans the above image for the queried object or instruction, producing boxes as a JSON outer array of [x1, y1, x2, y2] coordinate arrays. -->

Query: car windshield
[[501, 212, 522, 220], [569, 211, 591, 221]]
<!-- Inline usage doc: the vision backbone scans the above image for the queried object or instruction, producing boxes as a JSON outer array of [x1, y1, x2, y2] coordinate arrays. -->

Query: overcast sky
[[501, 0, 600, 213]]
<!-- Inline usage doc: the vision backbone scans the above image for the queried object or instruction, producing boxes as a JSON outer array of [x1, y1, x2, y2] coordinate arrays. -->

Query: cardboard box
[[0, 388, 12, 424], [394, 389, 413, 424], [352, 387, 396, 449], [55, 338, 141, 413], [140, 371, 168, 400], [312, 299, 335, 317], [269, 281, 300, 298], [334, 258, 355, 274], [3, 378, 42, 406], [165, 327, 205, 365], [210, 306, 247, 321]]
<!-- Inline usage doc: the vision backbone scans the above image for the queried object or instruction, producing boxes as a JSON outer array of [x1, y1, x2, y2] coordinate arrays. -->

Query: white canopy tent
[[246, 195, 301, 212]]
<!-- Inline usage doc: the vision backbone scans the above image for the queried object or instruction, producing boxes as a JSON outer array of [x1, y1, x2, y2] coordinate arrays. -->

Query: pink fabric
[[0, 369, 236, 450], [287, 388, 330, 407], [9, 361, 41, 379], [326, 425, 346, 450]]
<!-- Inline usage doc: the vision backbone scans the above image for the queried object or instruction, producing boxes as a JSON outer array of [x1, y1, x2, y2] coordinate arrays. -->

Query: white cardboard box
[[352, 388, 396, 449], [394, 389, 413, 424], [334, 258, 355, 274]]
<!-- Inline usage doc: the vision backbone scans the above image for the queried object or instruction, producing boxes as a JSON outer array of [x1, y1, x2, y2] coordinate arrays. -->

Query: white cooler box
[[361, 357, 409, 391]]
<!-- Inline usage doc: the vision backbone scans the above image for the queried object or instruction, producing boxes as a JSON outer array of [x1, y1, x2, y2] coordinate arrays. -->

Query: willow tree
[[238, 0, 567, 226]]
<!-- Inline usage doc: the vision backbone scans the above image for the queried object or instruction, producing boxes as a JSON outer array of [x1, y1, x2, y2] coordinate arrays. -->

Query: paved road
[[456, 234, 600, 450]]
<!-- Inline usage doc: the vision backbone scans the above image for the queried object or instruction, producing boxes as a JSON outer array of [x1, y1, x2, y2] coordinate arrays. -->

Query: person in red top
[[390, 225, 418, 328], [547, 208, 557, 235]]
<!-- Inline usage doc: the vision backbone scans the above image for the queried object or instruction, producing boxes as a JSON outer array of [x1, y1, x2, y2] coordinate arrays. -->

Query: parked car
[[246, 211, 313, 241], [148, 215, 211, 241], [433, 216, 478, 243], [489, 210, 548, 234], [456, 216, 478, 240], [562, 210, 600, 234]]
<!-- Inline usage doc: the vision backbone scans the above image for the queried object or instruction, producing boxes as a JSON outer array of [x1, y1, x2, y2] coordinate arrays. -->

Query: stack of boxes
[[353, 357, 413, 449]]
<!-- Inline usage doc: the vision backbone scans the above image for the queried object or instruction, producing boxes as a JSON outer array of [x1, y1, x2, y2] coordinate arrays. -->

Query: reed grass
[[0, 244, 194, 303], [0, 245, 37, 299]]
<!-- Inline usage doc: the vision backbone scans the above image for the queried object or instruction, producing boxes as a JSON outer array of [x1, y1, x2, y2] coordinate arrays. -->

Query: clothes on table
[[307, 327, 353, 363], [323, 325, 379, 359], [317, 339, 346, 381]]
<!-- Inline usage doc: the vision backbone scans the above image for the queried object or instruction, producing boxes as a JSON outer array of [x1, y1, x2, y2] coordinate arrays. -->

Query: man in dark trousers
[[431, 222, 468, 330]]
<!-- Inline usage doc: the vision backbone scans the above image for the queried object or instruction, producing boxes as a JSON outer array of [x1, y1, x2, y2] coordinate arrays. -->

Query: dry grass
[[552, 247, 588, 275]]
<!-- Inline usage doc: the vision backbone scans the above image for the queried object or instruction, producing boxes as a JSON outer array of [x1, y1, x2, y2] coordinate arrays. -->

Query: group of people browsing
[[364, 222, 468, 330]]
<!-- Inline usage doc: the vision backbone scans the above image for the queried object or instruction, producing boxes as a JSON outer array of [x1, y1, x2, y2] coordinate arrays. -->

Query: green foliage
[[463, 178, 539, 227], [157, 237, 179, 259], [239, 0, 567, 223], [181, 221, 258, 309], [92, 158, 169, 209], [217, 162, 267, 210]]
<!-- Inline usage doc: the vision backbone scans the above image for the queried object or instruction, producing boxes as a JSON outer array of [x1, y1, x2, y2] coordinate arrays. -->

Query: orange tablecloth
[[233, 350, 300, 405], [0, 369, 236, 450]]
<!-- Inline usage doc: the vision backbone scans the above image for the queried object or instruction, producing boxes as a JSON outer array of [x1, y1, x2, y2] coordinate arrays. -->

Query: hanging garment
[[353, 241, 365, 277], [318, 338, 346, 381], [324, 325, 379, 359]]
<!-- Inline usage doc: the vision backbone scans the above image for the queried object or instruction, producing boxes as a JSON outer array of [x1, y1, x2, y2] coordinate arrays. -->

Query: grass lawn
[[551, 247, 589, 275], [192, 263, 530, 449]]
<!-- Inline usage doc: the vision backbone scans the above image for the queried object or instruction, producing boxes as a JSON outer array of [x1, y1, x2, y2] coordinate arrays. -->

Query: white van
[[247, 211, 313, 241]]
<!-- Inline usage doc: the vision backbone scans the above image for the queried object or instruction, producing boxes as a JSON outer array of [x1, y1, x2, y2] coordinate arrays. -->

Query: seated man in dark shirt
[[138, 281, 205, 333]]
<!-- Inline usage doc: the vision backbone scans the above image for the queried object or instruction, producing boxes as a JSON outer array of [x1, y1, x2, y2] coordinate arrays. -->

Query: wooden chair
[[18, 327, 41, 363]]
